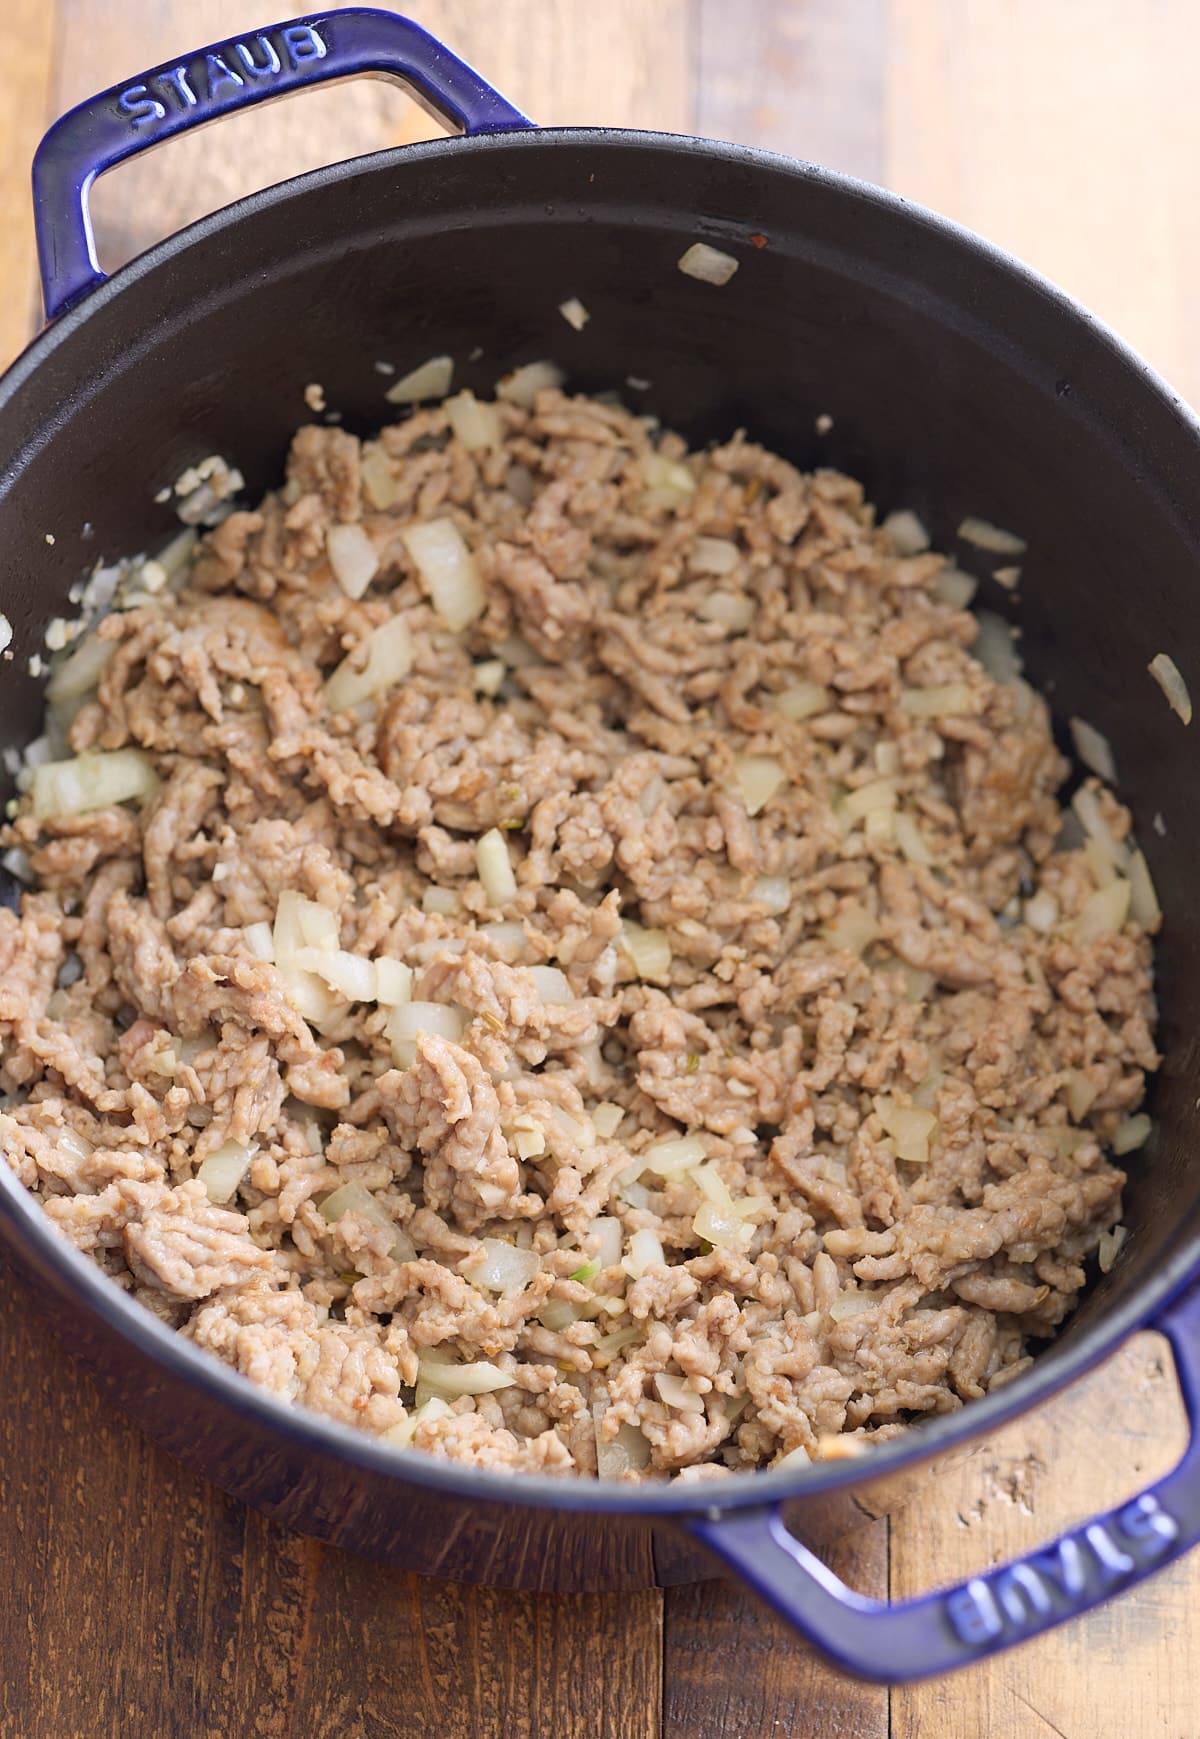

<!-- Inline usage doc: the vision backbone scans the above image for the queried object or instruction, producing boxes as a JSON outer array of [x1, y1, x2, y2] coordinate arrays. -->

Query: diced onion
[[242, 920, 274, 962], [693, 1198, 752, 1250], [593, 1405, 651, 1477], [1148, 653, 1192, 725], [386, 1001, 468, 1068], [401, 518, 484, 631], [972, 611, 1023, 685], [1113, 1114, 1151, 1155], [882, 510, 930, 555], [1127, 849, 1161, 928], [934, 567, 977, 608], [417, 1357, 515, 1396], [530, 964, 571, 1003], [320, 1181, 396, 1234], [772, 681, 830, 721], [1065, 1070, 1099, 1121], [875, 1098, 937, 1163], [461, 1237, 542, 1295], [1073, 879, 1131, 942], [690, 537, 740, 576], [591, 1215, 624, 1267], [901, 683, 975, 718], [422, 886, 460, 916], [496, 360, 564, 408], [479, 921, 529, 956], [957, 516, 1027, 555], [445, 390, 503, 452], [752, 876, 791, 915], [383, 1394, 450, 1449], [476, 828, 518, 906], [591, 1104, 624, 1140], [293, 947, 377, 1004], [1098, 1225, 1128, 1272], [45, 632, 115, 703], [894, 811, 934, 866], [842, 778, 896, 822], [829, 1289, 882, 1321], [734, 754, 786, 816], [1071, 787, 1130, 871], [539, 1297, 583, 1332], [385, 354, 453, 403], [641, 1134, 707, 1179], [622, 1227, 666, 1278], [360, 447, 398, 509], [1023, 890, 1059, 933], [698, 592, 755, 632], [197, 1139, 256, 1204], [558, 297, 590, 331], [32, 748, 159, 819], [620, 920, 672, 983], [994, 565, 1022, 590], [824, 903, 879, 954], [640, 452, 696, 506], [654, 1373, 704, 1414], [1069, 716, 1117, 783], [473, 659, 506, 697], [326, 523, 379, 600], [324, 615, 414, 711], [374, 957, 414, 1006], [1084, 837, 1117, 891], [678, 242, 739, 285], [773, 1445, 812, 1472]]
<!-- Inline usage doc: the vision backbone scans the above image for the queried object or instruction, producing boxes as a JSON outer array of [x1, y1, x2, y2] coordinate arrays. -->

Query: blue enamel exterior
[[30, 6, 533, 317]]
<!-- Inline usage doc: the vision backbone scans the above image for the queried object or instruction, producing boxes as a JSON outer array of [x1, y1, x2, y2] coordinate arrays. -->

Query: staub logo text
[[116, 24, 327, 130]]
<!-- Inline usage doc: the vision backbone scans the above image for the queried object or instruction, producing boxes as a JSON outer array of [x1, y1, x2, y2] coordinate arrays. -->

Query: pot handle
[[31, 6, 533, 320], [689, 1278, 1200, 1682]]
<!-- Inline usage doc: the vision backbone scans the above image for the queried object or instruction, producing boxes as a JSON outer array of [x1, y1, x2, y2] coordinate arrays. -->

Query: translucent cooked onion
[[1148, 652, 1192, 725], [320, 1181, 396, 1234], [772, 680, 831, 721], [384, 354, 453, 403], [538, 1296, 583, 1332], [496, 360, 564, 408], [45, 631, 115, 703], [326, 523, 379, 600], [622, 1227, 666, 1277], [444, 390, 503, 452], [654, 1373, 704, 1414], [901, 683, 975, 718], [242, 920, 274, 962], [417, 1357, 516, 1396], [824, 903, 879, 954], [640, 1134, 707, 1178], [829, 1289, 882, 1321], [1065, 1070, 1099, 1121], [698, 591, 755, 632], [591, 1104, 624, 1140], [360, 446, 398, 510], [893, 810, 934, 867], [558, 297, 590, 331], [529, 964, 571, 1003], [690, 536, 740, 576], [734, 754, 786, 816], [1069, 716, 1117, 783], [422, 886, 460, 916], [382, 1395, 450, 1448], [476, 827, 518, 906], [401, 517, 484, 631], [1023, 890, 1059, 933], [677, 242, 739, 285], [479, 921, 529, 956], [1113, 1114, 1152, 1155], [1098, 1224, 1128, 1272], [620, 920, 672, 983], [1073, 879, 1131, 942], [875, 1098, 937, 1163], [461, 1237, 541, 1295], [324, 615, 413, 712], [957, 516, 1027, 555], [842, 778, 896, 822], [882, 510, 930, 555], [1071, 787, 1130, 871], [473, 659, 506, 696], [640, 452, 696, 506], [593, 1405, 651, 1476], [197, 1139, 256, 1204], [933, 566, 977, 608], [591, 1215, 624, 1267], [374, 957, 413, 1006], [972, 611, 1023, 685], [752, 876, 791, 915], [293, 947, 377, 1004], [693, 1197, 751, 1250], [32, 748, 159, 820], [1127, 849, 1161, 928], [385, 1000, 468, 1067]]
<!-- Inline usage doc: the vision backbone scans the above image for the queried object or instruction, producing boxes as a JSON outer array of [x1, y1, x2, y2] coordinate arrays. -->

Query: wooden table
[[2, 4, 1199, 1734]]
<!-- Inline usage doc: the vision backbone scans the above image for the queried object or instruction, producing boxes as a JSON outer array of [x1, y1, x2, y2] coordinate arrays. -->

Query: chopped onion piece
[[473, 659, 506, 697], [401, 518, 484, 631], [622, 1227, 666, 1278], [1069, 716, 1117, 783], [1074, 879, 1131, 942], [1113, 1114, 1152, 1155], [972, 611, 1023, 685], [417, 1357, 516, 1397], [529, 964, 571, 1004], [1148, 652, 1192, 724], [242, 921, 274, 962], [640, 452, 696, 505], [882, 510, 930, 554], [591, 1104, 624, 1141], [642, 1134, 707, 1178], [1098, 1224, 1128, 1273], [496, 360, 564, 408], [197, 1139, 256, 1204], [693, 1197, 752, 1250], [734, 754, 787, 816], [1023, 890, 1059, 933], [385, 1001, 468, 1068], [993, 564, 1022, 590], [462, 1237, 541, 1295], [690, 536, 740, 576], [591, 1216, 624, 1268], [957, 516, 1027, 555], [829, 1289, 882, 1321], [275, 891, 338, 955], [385, 354, 453, 404], [382, 1394, 451, 1449], [479, 921, 529, 956], [1084, 837, 1117, 891], [1071, 787, 1130, 870], [752, 876, 790, 915], [620, 920, 672, 983], [539, 1297, 583, 1332], [558, 297, 590, 331], [422, 886, 460, 917], [893, 811, 934, 866], [875, 1098, 937, 1163], [773, 1445, 812, 1472], [32, 748, 159, 819], [374, 957, 413, 1006], [445, 390, 502, 452], [325, 523, 379, 600], [1127, 849, 1161, 928], [324, 615, 413, 712], [320, 1181, 396, 1234], [45, 632, 115, 703], [824, 903, 879, 954], [593, 1405, 651, 1477], [678, 242, 739, 285], [476, 827, 518, 906], [360, 446, 398, 509], [933, 566, 977, 608], [1065, 1070, 1099, 1121], [698, 591, 755, 632], [294, 947, 377, 1004], [842, 778, 896, 821], [772, 680, 830, 721], [654, 1373, 704, 1414], [902, 683, 975, 718]]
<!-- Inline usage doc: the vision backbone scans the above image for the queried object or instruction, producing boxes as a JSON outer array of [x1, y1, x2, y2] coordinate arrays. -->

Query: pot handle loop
[[31, 6, 533, 320], [689, 1279, 1200, 1682]]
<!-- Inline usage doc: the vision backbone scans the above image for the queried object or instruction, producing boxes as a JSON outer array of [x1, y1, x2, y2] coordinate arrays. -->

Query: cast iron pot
[[2, 6, 1199, 1684]]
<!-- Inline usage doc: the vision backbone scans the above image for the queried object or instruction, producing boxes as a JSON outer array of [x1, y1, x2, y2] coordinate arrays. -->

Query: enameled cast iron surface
[[1, 126, 1199, 1598]]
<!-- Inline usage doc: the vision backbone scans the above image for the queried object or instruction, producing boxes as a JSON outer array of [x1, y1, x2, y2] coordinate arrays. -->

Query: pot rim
[[2, 124, 1197, 1518]]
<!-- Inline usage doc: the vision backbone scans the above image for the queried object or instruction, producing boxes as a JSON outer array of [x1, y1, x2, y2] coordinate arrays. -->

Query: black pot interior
[[1, 129, 1197, 1385]]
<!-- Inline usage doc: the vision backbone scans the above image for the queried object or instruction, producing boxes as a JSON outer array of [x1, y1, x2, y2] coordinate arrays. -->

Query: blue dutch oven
[[1, 6, 1199, 1683]]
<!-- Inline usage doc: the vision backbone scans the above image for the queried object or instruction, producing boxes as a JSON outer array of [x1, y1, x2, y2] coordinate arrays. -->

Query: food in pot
[[0, 384, 1159, 1479]]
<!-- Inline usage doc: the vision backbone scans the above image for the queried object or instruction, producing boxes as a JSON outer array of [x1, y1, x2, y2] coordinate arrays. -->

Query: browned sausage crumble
[[0, 385, 1158, 1479]]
